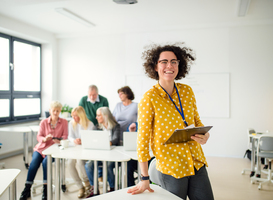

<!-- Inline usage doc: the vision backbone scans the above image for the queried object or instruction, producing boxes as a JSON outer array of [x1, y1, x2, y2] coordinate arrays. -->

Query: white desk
[[0, 126, 32, 169], [51, 145, 131, 200], [91, 184, 181, 200], [0, 169, 21, 200]]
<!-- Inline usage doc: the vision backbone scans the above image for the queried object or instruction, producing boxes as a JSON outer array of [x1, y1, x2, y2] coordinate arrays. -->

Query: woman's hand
[[191, 132, 210, 145], [127, 180, 154, 195], [43, 134, 53, 142], [74, 138, 81, 145], [129, 123, 137, 132], [52, 139, 60, 144]]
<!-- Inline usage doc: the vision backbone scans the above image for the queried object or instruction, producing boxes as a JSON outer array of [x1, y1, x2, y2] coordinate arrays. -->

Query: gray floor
[[0, 153, 272, 200]]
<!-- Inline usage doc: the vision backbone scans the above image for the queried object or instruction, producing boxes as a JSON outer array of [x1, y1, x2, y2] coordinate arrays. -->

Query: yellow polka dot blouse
[[137, 83, 208, 179]]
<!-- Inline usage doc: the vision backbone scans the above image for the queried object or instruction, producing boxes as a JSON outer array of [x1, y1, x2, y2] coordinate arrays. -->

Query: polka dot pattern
[[137, 83, 208, 179]]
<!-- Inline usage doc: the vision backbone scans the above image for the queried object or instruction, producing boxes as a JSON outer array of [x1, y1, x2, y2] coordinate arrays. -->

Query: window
[[0, 33, 41, 125]]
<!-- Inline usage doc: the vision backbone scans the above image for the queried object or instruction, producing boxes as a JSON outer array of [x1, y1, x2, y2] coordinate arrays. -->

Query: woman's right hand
[[74, 138, 81, 145], [127, 180, 154, 195], [43, 134, 53, 142], [129, 123, 137, 132]]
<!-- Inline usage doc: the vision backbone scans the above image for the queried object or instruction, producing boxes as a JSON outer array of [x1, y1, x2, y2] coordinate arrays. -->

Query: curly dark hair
[[142, 42, 195, 80], [117, 86, 135, 100]]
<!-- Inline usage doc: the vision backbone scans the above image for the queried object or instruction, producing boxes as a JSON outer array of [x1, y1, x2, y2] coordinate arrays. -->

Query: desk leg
[[31, 131, 36, 155], [47, 155, 52, 200], [121, 162, 127, 188], [103, 161, 107, 193], [256, 155, 261, 175], [61, 159, 66, 192], [250, 138, 256, 176], [23, 132, 29, 169], [115, 161, 118, 190], [55, 158, 61, 200], [9, 179, 16, 200], [138, 162, 141, 182], [94, 160, 98, 195]]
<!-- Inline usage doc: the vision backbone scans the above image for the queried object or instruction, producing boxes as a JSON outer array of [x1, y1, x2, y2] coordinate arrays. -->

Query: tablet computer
[[164, 126, 213, 144]]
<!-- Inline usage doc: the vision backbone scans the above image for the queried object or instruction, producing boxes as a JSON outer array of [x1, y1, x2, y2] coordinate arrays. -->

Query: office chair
[[251, 135, 273, 190], [45, 111, 50, 118], [148, 158, 160, 185]]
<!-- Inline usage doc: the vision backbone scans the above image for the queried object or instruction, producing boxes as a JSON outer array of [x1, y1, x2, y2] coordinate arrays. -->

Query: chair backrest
[[148, 158, 160, 185], [258, 136, 273, 152], [45, 111, 50, 118], [247, 128, 256, 149], [248, 128, 256, 135]]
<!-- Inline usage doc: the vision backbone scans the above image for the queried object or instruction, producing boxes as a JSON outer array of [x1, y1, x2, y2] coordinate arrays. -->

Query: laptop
[[123, 131, 138, 151], [81, 130, 115, 150]]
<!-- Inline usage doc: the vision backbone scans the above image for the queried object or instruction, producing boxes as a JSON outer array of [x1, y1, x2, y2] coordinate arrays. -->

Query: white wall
[[0, 13, 272, 158], [0, 15, 57, 155], [56, 24, 273, 158]]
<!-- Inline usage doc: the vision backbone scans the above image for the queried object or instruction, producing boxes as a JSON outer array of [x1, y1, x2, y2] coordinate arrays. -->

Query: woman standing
[[19, 101, 68, 200], [127, 43, 214, 200], [85, 107, 120, 197], [67, 106, 95, 198], [112, 86, 138, 144]]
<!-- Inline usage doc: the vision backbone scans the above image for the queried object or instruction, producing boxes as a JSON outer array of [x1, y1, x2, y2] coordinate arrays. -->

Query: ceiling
[[0, 0, 272, 38]]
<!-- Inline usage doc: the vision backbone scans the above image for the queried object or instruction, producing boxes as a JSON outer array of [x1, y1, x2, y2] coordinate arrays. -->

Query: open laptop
[[123, 131, 138, 151], [81, 130, 115, 150]]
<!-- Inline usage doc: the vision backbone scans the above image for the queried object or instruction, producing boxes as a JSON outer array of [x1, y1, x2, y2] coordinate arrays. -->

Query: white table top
[[51, 145, 131, 162], [90, 184, 181, 200], [0, 126, 32, 133], [114, 146, 154, 160], [0, 169, 21, 197], [29, 125, 40, 132], [252, 133, 273, 139], [42, 144, 61, 155]]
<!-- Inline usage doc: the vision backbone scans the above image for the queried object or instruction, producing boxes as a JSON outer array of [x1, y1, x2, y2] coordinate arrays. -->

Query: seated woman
[[112, 86, 138, 144], [19, 101, 68, 200], [67, 106, 95, 198], [85, 107, 120, 197]]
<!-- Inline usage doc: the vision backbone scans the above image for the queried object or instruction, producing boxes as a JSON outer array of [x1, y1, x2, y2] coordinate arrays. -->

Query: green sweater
[[79, 95, 109, 126]]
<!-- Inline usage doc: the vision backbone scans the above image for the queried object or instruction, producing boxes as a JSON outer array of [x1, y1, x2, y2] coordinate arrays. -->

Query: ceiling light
[[113, 0, 137, 4], [55, 8, 95, 27], [237, 0, 251, 17]]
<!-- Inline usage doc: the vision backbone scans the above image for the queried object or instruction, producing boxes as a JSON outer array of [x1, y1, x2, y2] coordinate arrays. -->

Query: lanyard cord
[[159, 83, 188, 127]]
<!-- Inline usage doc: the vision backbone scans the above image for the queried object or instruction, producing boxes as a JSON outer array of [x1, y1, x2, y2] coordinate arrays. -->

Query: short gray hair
[[50, 101, 62, 109], [88, 85, 98, 93]]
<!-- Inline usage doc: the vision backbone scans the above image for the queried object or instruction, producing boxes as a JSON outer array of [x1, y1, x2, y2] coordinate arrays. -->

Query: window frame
[[0, 32, 42, 125]]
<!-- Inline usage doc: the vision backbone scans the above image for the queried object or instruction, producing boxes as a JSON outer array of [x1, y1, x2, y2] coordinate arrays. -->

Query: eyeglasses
[[158, 59, 180, 67]]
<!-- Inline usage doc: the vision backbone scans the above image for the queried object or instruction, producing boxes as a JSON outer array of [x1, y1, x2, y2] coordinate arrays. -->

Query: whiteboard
[[125, 73, 229, 118], [179, 73, 229, 118]]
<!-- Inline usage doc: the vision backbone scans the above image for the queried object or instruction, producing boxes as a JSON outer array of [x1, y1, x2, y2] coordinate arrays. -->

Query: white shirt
[[102, 125, 111, 141], [87, 95, 100, 104], [68, 120, 95, 144]]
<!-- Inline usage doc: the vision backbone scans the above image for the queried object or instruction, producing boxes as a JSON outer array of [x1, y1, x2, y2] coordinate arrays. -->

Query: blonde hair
[[71, 106, 91, 130], [97, 107, 117, 130], [50, 101, 62, 109]]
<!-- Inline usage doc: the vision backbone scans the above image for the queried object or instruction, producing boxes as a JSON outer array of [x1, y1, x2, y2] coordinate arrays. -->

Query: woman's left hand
[[191, 132, 210, 145]]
